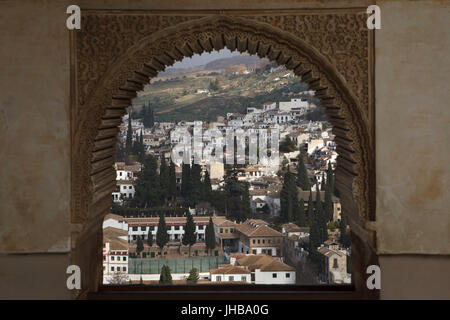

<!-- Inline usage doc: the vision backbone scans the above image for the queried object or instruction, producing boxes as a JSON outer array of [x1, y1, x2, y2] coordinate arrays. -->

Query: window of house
[[111, 256, 114, 261], [286, 273, 290, 278], [198, 225, 204, 230], [220, 228, 223, 233], [272, 273, 277, 278], [111, 267, 114, 272], [333, 258, 338, 269], [132, 227, 138, 231], [123, 257, 126, 261], [229, 276, 234, 282], [252, 239, 256, 244], [150, 226, 154, 231], [241, 276, 246, 282], [216, 276, 222, 282], [141, 226, 146, 231], [175, 226, 180, 230]]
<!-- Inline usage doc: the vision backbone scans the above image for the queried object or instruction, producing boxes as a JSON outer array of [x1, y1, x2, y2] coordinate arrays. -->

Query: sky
[[168, 48, 241, 69]]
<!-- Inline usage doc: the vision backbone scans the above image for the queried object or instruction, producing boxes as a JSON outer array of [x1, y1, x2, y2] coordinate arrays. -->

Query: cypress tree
[[156, 213, 169, 253], [159, 265, 173, 284], [315, 189, 328, 243], [186, 268, 199, 284], [182, 212, 196, 256], [168, 160, 177, 201], [159, 157, 169, 202], [324, 173, 334, 222], [134, 154, 161, 208], [136, 235, 144, 257], [321, 172, 326, 191], [280, 167, 299, 223], [189, 163, 202, 205], [202, 170, 212, 201], [149, 105, 155, 128], [241, 182, 252, 221], [205, 217, 216, 255], [307, 190, 314, 223], [297, 198, 307, 227], [296, 150, 310, 190], [125, 112, 133, 156], [147, 229, 153, 247], [181, 162, 191, 199]]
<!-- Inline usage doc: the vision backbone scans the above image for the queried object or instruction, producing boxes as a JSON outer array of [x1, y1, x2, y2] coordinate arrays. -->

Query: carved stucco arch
[[71, 12, 376, 296]]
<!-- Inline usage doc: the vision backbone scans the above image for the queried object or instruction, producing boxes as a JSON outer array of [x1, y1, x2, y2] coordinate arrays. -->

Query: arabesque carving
[[71, 11, 376, 293]]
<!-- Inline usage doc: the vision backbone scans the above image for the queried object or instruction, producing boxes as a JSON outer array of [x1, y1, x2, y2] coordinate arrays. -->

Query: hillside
[[132, 65, 320, 122], [203, 54, 263, 70]]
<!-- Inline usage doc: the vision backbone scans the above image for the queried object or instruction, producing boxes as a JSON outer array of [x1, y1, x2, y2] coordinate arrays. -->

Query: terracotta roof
[[249, 189, 266, 196], [105, 237, 129, 251], [235, 220, 281, 237], [260, 259, 295, 272], [210, 265, 251, 275], [213, 217, 238, 228], [104, 213, 125, 222], [281, 223, 306, 233], [235, 254, 294, 272], [103, 226, 128, 239], [318, 246, 344, 258]]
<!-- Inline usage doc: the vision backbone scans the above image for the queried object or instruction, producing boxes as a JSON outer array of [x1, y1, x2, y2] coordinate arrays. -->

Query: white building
[[231, 254, 296, 285], [210, 265, 252, 283], [125, 216, 209, 242]]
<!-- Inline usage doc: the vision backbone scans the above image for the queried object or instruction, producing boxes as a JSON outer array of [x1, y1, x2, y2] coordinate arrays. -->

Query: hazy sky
[[168, 48, 241, 69]]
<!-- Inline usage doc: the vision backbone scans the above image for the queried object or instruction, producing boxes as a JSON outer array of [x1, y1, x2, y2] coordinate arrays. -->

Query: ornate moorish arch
[[71, 11, 376, 297]]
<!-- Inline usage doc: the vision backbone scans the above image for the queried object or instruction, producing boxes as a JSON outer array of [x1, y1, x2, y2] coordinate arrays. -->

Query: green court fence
[[129, 256, 228, 274]]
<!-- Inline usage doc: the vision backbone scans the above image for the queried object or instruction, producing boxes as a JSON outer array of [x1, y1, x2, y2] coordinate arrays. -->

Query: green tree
[[136, 235, 144, 257], [159, 265, 173, 284], [297, 198, 307, 227], [142, 104, 155, 129], [280, 167, 299, 223], [315, 189, 328, 243], [147, 229, 153, 247], [189, 163, 202, 205], [159, 157, 169, 202], [156, 213, 169, 254], [205, 217, 216, 255], [125, 112, 133, 157], [279, 136, 297, 153], [181, 162, 191, 199], [182, 212, 196, 256], [168, 160, 177, 201], [324, 173, 334, 222], [186, 268, 199, 284], [134, 154, 161, 208], [202, 170, 212, 201], [296, 151, 310, 190]]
